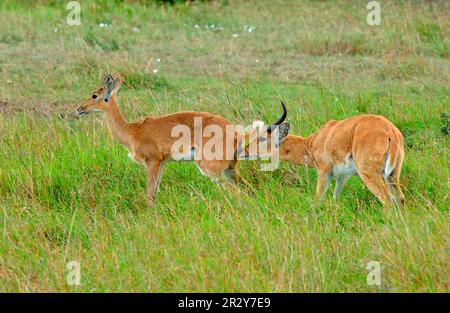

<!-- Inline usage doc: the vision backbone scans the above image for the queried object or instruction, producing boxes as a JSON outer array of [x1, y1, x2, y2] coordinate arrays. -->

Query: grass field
[[0, 0, 449, 292]]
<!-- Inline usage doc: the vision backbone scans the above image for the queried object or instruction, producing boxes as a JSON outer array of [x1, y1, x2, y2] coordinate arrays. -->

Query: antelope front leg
[[316, 169, 331, 200], [145, 160, 163, 207]]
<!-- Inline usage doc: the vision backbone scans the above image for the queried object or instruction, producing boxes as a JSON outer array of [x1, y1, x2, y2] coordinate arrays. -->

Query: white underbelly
[[171, 147, 196, 161], [332, 158, 357, 177]]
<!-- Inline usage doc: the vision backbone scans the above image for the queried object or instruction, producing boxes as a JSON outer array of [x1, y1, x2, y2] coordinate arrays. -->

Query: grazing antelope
[[77, 74, 288, 206], [239, 101, 291, 162], [277, 115, 405, 206]]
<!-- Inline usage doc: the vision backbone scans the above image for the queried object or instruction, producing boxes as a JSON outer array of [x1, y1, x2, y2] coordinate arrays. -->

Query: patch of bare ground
[[0, 100, 14, 114]]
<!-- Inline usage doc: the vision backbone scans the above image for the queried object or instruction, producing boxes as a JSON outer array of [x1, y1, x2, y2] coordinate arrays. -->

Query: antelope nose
[[77, 107, 87, 115]]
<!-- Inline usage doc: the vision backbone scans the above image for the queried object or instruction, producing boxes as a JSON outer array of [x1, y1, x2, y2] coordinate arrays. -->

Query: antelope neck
[[103, 96, 132, 148]]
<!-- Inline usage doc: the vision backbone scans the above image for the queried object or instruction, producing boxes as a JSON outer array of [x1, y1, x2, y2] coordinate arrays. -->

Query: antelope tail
[[383, 137, 392, 180]]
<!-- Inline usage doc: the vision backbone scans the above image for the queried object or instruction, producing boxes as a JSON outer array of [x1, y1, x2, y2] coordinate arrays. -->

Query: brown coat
[[78, 74, 240, 206], [278, 115, 405, 206]]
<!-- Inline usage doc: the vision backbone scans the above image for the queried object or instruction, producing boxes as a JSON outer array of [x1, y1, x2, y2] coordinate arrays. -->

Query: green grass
[[0, 0, 449, 292]]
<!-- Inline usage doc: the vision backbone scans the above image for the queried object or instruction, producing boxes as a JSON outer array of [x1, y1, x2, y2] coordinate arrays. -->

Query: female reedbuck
[[277, 115, 405, 206], [77, 74, 288, 206]]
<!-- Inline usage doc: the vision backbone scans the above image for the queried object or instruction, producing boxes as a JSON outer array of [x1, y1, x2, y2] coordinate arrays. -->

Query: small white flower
[[244, 25, 256, 33], [232, 33, 239, 38], [153, 69, 159, 74], [255, 59, 260, 63], [53, 27, 58, 33], [156, 58, 161, 63], [194, 24, 200, 29], [99, 23, 108, 28], [132, 27, 140, 33]]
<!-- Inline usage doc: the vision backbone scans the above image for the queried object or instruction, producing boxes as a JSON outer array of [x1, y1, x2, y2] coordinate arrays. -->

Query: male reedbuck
[[77, 74, 288, 206], [277, 115, 405, 206]]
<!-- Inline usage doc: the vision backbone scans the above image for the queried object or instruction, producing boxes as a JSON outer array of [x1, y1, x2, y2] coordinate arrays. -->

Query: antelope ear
[[278, 122, 290, 141], [102, 74, 115, 101], [112, 73, 122, 92], [103, 74, 115, 92]]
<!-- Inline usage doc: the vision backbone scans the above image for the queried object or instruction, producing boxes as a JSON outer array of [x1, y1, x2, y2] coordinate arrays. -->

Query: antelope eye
[[258, 136, 267, 142], [92, 94, 98, 100]]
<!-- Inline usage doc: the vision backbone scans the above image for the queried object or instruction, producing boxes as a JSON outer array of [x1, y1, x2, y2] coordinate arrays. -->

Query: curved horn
[[267, 100, 287, 133]]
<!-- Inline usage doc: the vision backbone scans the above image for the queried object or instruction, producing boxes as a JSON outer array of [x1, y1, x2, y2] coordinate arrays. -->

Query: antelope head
[[77, 74, 122, 115], [240, 100, 290, 159]]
